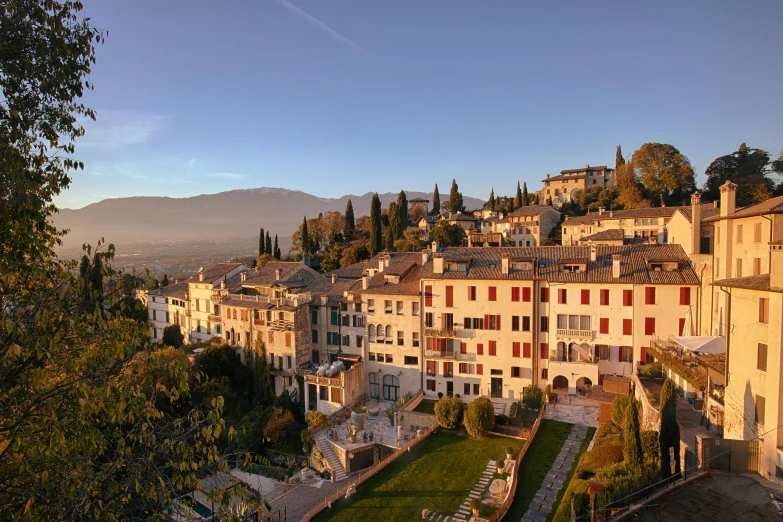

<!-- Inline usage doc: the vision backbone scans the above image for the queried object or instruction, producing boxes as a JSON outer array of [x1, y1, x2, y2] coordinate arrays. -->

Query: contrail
[[275, 0, 370, 55]]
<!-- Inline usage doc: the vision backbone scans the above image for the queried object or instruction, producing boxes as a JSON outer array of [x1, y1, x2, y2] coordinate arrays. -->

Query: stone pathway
[[521, 424, 588, 522], [450, 460, 497, 521]]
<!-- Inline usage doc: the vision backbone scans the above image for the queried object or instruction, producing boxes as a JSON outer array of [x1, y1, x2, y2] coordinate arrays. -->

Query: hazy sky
[[58, 0, 783, 209]]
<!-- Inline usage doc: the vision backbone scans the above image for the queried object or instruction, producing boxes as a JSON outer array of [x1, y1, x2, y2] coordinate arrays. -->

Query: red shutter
[[425, 285, 433, 307], [645, 287, 655, 305], [523, 287, 531, 302], [489, 286, 497, 301], [594, 344, 599, 357], [600, 289, 609, 306], [623, 319, 632, 336], [476, 364, 483, 375], [640, 346, 647, 364], [441, 314, 446, 330], [645, 317, 655, 335], [559, 289, 567, 304], [541, 288, 549, 302], [512, 343, 520, 357], [680, 287, 691, 305], [496, 315, 501, 330], [581, 289, 590, 305], [600, 317, 609, 334], [523, 342, 531, 358], [623, 289, 632, 306], [477, 343, 484, 356], [540, 343, 549, 359], [461, 342, 467, 354], [446, 285, 454, 307], [679, 318, 685, 335], [443, 362, 448, 375], [484, 314, 489, 328], [489, 341, 497, 356], [511, 287, 520, 302]]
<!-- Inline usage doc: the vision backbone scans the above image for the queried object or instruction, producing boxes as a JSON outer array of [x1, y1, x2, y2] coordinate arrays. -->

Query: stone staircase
[[314, 433, 348, 482]]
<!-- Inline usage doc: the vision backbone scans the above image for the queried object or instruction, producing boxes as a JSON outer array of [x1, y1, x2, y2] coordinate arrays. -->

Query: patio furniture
[[488, 478, 506, 499]]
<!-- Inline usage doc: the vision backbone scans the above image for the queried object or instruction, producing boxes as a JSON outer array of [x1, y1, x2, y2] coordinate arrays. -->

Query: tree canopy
[[369, 193, 382, 257], [703, 143, 774, 207], [632, 143, 696, 206], [430, 222, 466, 247], [431, 184, 441, 215], [345, 199, 355, 236], [447, 179, 465, 213]]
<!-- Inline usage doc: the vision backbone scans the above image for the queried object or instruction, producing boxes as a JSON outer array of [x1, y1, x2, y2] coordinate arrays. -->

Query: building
[[540, 165, 615, 207], [147, 281, 189, 341], [470, 206, 562, 248]]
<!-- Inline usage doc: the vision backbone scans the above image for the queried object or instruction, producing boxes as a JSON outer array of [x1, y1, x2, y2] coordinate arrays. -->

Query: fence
[[299, 421, 441, 522], [488, 403, 547, 522]]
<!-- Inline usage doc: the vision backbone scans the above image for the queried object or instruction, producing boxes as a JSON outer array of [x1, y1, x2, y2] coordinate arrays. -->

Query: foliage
[[434, 396, 464, 429], [610, 394, 639, 431], [162, 324, 185, 348], [265, 231, 273, 255], [522, 384, 544, 409], [640, 431, 660, 468], [431, 183, 441, 215], [345, 199, 355, 236], [638, 361, 663, 379], [384, 392, 413, 424], [703, 143, 774, 207], [273, 234, 281, 259], [161, 273, 169, 287], [522, 182, 530, 206], [386, 201, 399, 250], [495, 414, 509, 425], [514, 181, 523, 209], [394, 227, 426, 252], [487, 187, 495, 210], [396, 191, 408, 231], [447, 179, 465, 213], [263, 410, 298, 445], [616, 144, 625, 168], [430, 222, 466, 247], [622, 398, 643, 468], [306, 411, 331, 430], [632, 142, 696, 206], [259, 227, 265, 257], [108, 295, 148, 323], [647, 345, 705, 389], [614, 160, 650, 209], [464, 397, 495, 439], [369, 193, 382, 257], [340, 238, 371, 267], [301, 216, 311, 255], [659, 378, 681, 478], [509, 401, 518, 419]]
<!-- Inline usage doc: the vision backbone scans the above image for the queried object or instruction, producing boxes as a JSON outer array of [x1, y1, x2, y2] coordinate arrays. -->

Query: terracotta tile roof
[[580, 229, 625, 242], [586, 385, 625, 404], [561, 165, 611, 174], [148, 281, 188, 299], [359, 264, 421, 296], [603, 375, 631, 383], [703, 195, 783, 223], [770, 238, 783, 245], [185, 263, 244, 284], [675, 205, 721, 223], [508, 205, 557, 217], [562, 205, 718, 228], [713, 274, 777, 292], [242, 262, 302, 287], [543, 166, 613, 182], [419, 244, 700, 285]]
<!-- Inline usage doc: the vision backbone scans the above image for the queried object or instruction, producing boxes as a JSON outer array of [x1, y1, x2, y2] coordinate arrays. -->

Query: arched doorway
[[369, 373, 380, 399], [383, 374, 400, 401], [552, 375, 569, 390], [576, 377, 592, 394]]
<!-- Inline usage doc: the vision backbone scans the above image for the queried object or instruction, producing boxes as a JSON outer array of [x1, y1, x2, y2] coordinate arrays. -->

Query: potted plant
[[470, 498, 480, 517], [421, 508, 430, 519], [497, 459, 505, 474], [348, 424, 358, 443], [505, 446, 514, 461], [351, 404, 368, 429]]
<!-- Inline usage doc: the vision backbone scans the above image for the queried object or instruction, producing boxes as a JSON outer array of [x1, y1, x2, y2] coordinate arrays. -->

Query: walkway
[[675, 395, 712, 454], [314, 433, 348, 482], [267, 478, 339, 522], [453, 459, 498, 521], [544, 396, 599, 427], [521, 424, 588, 522]]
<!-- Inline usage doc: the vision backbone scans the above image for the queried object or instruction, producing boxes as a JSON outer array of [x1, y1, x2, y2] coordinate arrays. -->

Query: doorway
[[491, 378, 503, 398]]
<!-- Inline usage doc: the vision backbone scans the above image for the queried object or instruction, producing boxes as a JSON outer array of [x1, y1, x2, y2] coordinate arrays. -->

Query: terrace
[[647, 336, 725, 396]]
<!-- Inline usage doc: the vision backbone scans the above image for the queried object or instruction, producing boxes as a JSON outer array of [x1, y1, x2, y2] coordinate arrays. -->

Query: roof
[[326, 260, 375, 280], [359, 264, 421, 297], [603, 375, 631, 384], [580, 229, 625, 242], [703, 195, 783, 222], [543, 166, 613, 182], [186, 263, 244, 284], [148, 281, 188, 299], [409, 198, 429, 203], [561, 165, 612, 174], [674, 205, 721, 223], [586, 385, 626, 404], [671, 336, 726, 355], [697, 353, 726, 375], [770, 238, 783, 245], [242, 262, 301, 287], [714, 274, 777, 292], [508, 205, 558, 217], [445, 213, 479, 222], [562, 205, 714, 228], [419, 244, 701, 285]]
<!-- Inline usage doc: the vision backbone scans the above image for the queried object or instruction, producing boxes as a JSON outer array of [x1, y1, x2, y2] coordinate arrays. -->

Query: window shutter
[[476, 364, 483, 375], [541, 288, 549, 302], [600, 318, 609, 334], [640, 346, 647, 364], [540, 343, 549, 359], [645, 317, 655, 335], [600, 289, 609, 306], [443, 362, 448, 375], [680, 287, 691, 305], [581, 289, 590, 305], [523, 287, 531, 302], [441, 314, 446, 330], [511, 287, 520, 302], [496, 315, 501, 330], [645, 287, 655, 305], [623, 289, 633, 306], [489, 341, 497, 356], [679, 318, 685, 336], [623, 319, 632, 336], [559, 289, 567, 304], [477, 343, 484, 356], [513, 342, 520, 358], [489, 286, 497, 301], [484, 314, 489, 328], [446, 285, 453, 307], [425, 285, 433, 307], [461, 342, 467, 354], [523, 342, 531, 358]]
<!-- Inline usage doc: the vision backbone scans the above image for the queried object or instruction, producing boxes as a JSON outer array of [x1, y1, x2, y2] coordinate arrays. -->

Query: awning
[[671, 336, 726, 354]]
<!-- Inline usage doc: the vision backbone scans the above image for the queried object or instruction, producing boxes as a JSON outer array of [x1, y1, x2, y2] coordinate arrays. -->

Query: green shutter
[[330, 311, 338, 326], [312, 329, 318, 343], [311, 309, 318, 325]]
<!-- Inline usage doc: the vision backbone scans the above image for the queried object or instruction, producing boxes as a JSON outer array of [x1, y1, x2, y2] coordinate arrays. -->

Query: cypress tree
[[514, 181, 523, 209], [79, 255, 90, 279], [265, 232, 272, 255], [623, 398, 643, 468], [522, 182, 529, 206], [387, 202, 399, 250], [488, 188, 495, 211], [616, 144, 625, 168], [369, 193, 382, 257], [431, 184, 441, 215], [396, 191, 408, 236], [161, 274, 169, 287], [273, 234, 280, 259], [448, 179, 464, 213], [252, 342, 274, 407], [546, 195, 553, 207], [259, 228, 265, 257], [345, 199, 355, 236], [301, 217, 310, 256], [659, 378, 681, 478]]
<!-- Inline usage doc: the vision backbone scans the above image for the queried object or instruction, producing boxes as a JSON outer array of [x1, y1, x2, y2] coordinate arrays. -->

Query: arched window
[[385, 325, 392, 338], [376, 324, 383, 339], [368, 324, 375, 342], [369, 373, 380, 399], [226, 308, 231, 319], [383, 375, 400, 401], [233, 309, 237, 320]]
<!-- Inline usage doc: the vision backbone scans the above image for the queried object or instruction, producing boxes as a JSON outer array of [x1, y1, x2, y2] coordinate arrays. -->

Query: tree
[[430, 222, 466, 247], [514, 181, 523, 209], [396, 191, 408, 233], [345, 199, 355, 236], [522, 182, 530, 206], [431, 183, 441, 215], [546, 195, 553, 206], [615, 161, 650, 209], [616, 144, 625, 168], [300, 216, 311, 256], [464, 397, 495, 438], [162, 324, 185, 348], [623, 398, 643, 468], [273, 234, 281, 259], [386, 202, 399, 251], [659, 378, 681, 479], [161, 273, 169, 287], [632, 143, 696, 206], [447, 179, 464, 214], [369, 193, 382, 256], [251, 341, 274, 407], [265, 231, 272, 255], [434, 397, 464, 429], [488, 188, 495, 211], [703, 144, 773, 207], [258, 228, 265, 257]]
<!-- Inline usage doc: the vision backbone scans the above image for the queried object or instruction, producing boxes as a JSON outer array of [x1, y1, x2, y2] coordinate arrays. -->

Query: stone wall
[[397, 410, 438, 433], [633, 373, 661, 431]]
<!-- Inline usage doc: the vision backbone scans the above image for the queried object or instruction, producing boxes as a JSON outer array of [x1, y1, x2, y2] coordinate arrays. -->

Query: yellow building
[[541, 165, 615, 207]]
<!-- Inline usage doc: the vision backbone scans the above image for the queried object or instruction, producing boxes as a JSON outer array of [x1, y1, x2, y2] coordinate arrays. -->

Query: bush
[[305, 411, 330, 430], [264, 410, 298, 445], [301, 429, 315, 453], [523, 385, 544, 408], [464, 397, 495, 439], [581, 442, 624, 470], [434, 397, 464, 429], [641, 430, 660, 467], [639, 361, 663, 379], [509, 401, 518, 419], [162, 325, 184, 348], [610, 395, 639, 431]]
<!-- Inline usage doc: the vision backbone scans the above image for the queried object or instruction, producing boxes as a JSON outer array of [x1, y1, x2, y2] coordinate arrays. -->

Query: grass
[[313, 432, 524, 522], [412, 399, 437, 415], [502, 420, 573, 521], [546, 426, 596, 522]]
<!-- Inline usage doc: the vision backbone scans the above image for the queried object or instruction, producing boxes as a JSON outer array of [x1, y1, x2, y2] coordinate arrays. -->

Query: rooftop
[[703, 195, 783, 222], [508, 205, 558, 217], [580, 229, 625, 242], [714, 273, 777, 292], [185, 263, 244, 284]]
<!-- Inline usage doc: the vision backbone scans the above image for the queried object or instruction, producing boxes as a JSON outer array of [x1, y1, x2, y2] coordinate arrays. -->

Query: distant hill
[[54, 187, 485, 254]]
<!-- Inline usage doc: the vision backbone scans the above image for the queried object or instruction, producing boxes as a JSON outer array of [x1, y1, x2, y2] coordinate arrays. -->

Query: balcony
[[208, 314, 222, 323], [211, 289, 228, 303], [225, 293, 312, 308], [556, 328, 593, 341], [424, 349, 456, 360], [254, 319, 265, 326], [425, 327, 457, 338], [267, 319, 294, 331]]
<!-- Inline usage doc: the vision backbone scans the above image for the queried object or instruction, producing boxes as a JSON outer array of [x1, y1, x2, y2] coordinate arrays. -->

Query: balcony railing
[[208, 314, 222, 323], [267, 319, 294, 331], [424, 349, 457, 360], [425, 327, 457, 338], [548, 352, 597, 364], [224, 293, 312, 307], [211, 289, 228, 303], [555, 328, 593, 340]]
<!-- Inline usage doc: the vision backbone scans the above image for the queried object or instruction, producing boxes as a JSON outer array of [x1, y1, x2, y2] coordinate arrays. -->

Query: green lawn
[[503, 420, 573, 521], [412, 399, 437, 415], [313, 432, 524, 522], [546, 426, 595, 522]]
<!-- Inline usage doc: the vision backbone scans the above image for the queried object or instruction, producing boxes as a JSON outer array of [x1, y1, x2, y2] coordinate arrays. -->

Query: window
[[412, 332, 419, 347], [644, 287, 655, 305], [523, 287, 531, 302], [286, 355, 292, 369], [464, 383, 471, 396], [369, 373, 380, 398], [468, 286, 477, 301], [644, 317, 655, 335], [558, 288, 567, 304], [581, 289, 590, 305], [758, 343, 768, 372], [367, 299, 375, 313], [385, 300, 392, 314], [488, 341, 496, 356], [600, 289, 609, 306], [620, 346, 632, 363], [759, 298, 769, 323], [396, 301, 404, 315], [512, 342, 520, 357], [736, 258, 742, 278], [680, 287, 691, 306], [342, 335, 350, 347], [426, 360, 436, 376], [473, 383, 480, 395], [522, 316, 531, 331], [330, 309, 338, 325], [426, 379, 436, 392], [424, 286, 433, 307], [599, 318, 609, 334], [458, 362, 470, 374], [488, 286, 497, 301], [754, 223, 762, 243], [445, 286, 453, 307], [512, 316, 520, 331], [623, 289, 633, 306], [412, 302, 419, 316], [152, 309, 157, 321], [312, 329, 318, 343], [540, 343, 548, 359], [623, 319, 632, 336], [753, 258, 761, 276], [523, 342, 531, 358], [404, 356, 419, 365], [755, 395, 765, 425], [541, 316, 549, 332], [511, 287, 520, 302], [341, 314, 349, 327], [319, 386, 328, 401], [383, 375, 400, 401], [477, 343, 484, 356], [397, 331, 404, 346], [443, 313, 454, 329], [476, 364, 483, 375], [737, 224, 743, 244], [599, 345, 610, 360], [356, 336, 363, 348], [541, 288, 549, 302]]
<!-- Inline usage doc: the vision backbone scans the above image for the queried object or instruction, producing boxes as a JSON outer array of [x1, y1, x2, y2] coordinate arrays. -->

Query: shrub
[[506, 446, 514, 456], [639, 361, 663, 379], [581, 442, 624, 470], [495, 414, 509, 425], [305, 411, 330, 430], [301, 429, 315, 453], [641, 430, 660, 467], [610, 395, 639, 431], [469, 498, 480, 510], [509, 401, 518, 419], [434, 396, 464, 429], [523, 385, 544, 408], [623, 398, 643, 468], [162, 325, 184, 348], [464, 397, 495, 439], [264, 410, 298, 445]]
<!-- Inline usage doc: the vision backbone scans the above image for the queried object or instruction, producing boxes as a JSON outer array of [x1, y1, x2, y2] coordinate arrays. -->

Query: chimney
[[590, 244, 597, 262], [719, 181, 737, 217], [320, 295, 328, 305], [199, 273, 204, 282], [331, 274, 336, 284], [771, 243, 783, 292], [362, 274, 369, 290], [384, 256, 390, 268], [546, 173, 550, 179], [609, 210, 614, 218], [713, 200, 719, 209], [612, 254, 621, 279], [275, 269, 281, 281], [431, 241, 438, 253], [378, 256, 385, 273], [501, 253, 509, 275], [220, 280, 226, 289], [598, 207, 605, 216], [691, 191, 702, 255], [240, 272, 246, 282], [433, 253, 444, 274], [421, 249, 429, 265]]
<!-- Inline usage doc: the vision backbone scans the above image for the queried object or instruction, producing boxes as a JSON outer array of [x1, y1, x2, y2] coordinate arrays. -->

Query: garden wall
[[397, 410, 438, 432], [633, 374, 661, 431]]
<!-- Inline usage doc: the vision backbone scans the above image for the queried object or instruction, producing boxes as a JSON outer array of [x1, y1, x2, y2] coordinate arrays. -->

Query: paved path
[[521, 424, 588, 522], [268, 479, 339, 522], [544, 400, 599, 428], [452, 460, 497, 521]]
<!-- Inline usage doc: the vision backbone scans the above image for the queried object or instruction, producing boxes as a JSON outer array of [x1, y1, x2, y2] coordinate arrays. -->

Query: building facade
[[540, 165, 615, 207]]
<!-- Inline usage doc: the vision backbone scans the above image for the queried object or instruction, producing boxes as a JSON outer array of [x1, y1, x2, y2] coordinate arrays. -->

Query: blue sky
[[59, 0, 783, 209]]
